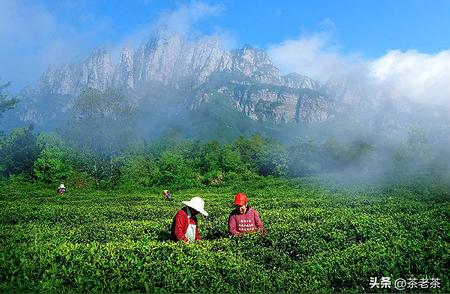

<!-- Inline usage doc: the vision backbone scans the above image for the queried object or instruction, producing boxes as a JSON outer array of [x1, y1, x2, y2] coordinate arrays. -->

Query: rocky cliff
[[18, 30, 331, 127]]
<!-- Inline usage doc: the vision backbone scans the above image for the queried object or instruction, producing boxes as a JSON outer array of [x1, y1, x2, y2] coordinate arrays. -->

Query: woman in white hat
[[56, 184, 66, 195], [170, 197, 208, 243]]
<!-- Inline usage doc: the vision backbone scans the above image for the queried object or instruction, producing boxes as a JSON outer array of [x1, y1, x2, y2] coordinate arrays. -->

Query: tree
[[394, 127, 432, 170], [0, 81, 19, 120], [221, 145, 244, 173], [232, 134, 287, 177], [33, 133, 73, 183], [319, 138, 348, 170], [287, 138, 320, 176], [33, 147, 72, 183], [62, 88, 137, 183], [199, 141, 222, 174], [232, 134, 265, 172], [118, 154, 161, 187], [0, 125, 40, 178], [159, 151, 198, 189], [66, 88, 136, 154]]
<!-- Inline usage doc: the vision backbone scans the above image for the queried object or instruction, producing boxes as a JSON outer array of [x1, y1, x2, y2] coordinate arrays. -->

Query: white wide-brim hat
[[59, 184, 65, 189], [182, 197, 208, 216]]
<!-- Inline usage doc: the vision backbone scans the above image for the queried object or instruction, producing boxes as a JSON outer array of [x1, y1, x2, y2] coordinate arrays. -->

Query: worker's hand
[[258, 228, 268, 237]]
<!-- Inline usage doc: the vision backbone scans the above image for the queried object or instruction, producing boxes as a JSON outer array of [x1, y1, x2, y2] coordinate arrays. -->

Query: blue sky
[[20, 0, 450, 56], [221, 0, 450, 57], [2, 0, 450, 101]]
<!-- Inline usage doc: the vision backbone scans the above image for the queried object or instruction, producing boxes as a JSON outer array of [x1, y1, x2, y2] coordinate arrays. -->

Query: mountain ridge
[[14, 30, 330, 128], [5, 30, 449, 144]]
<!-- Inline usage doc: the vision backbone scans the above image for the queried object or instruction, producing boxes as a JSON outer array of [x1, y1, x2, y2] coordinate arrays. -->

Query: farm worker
[[170, 196, 208, 243], [163, 189, 172, 200], [228, 193, 266, 236], [56, 184, 66, 195]]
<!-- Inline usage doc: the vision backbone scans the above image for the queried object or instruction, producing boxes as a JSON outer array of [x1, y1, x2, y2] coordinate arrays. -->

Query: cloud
[[318, 18, 336, 31], [113, 1, 231, 63], [268, 31, 349, 82], [369, 50, 450, 105], [119, 1, 224, 49], [155, 1, 224, 35], [0, 0, 58, 89], [0, 0, 113, 91], [268, 29, 450, 107]]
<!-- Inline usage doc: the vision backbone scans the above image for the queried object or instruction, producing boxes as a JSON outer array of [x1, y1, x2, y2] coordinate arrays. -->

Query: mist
[[266, 28, 450, 184], [268, 29, 450, 107], [1, 2, 449, 188]]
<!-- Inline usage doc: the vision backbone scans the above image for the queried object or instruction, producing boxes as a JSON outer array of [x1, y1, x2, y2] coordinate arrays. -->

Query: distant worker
[[163, 189, 172, 200], [228, 193, 266, 236], [56, 184, 66, 195], [170, 197, 208, 243]]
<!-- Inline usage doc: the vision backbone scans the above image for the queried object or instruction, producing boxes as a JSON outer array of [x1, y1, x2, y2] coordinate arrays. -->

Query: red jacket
[[228, 207, 264, 236], [170, 208, 201, 242]]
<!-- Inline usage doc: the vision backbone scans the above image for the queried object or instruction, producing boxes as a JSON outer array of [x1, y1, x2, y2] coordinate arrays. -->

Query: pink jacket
[[228, 207, 264, 236]]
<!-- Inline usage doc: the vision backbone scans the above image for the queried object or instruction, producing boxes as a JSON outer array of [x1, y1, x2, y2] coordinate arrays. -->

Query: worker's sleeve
[[195, 223, 201, 240], [173, 211, 189, 242], [254, 210, 265, 230], [228, 214, 239, 236]]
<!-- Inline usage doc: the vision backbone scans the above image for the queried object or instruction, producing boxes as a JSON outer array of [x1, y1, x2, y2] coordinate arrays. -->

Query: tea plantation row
[[0, 178, 449, 292]]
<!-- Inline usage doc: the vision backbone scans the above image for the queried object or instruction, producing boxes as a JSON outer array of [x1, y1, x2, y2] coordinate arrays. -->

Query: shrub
[[33, 147, 73, 184], [119, 155, 161, 188], [159, 151, 200, 189]]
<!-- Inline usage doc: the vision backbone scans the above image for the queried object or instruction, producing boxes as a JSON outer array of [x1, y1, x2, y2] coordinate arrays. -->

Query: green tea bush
[[0, 177, 448, 292]]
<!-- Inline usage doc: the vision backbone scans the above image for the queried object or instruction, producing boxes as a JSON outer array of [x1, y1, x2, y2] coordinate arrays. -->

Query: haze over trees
[[0, 81, 18, 120]]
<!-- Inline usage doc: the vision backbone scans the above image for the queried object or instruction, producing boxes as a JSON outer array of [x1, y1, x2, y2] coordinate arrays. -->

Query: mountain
[[7, 29, 331, 132], [5, 29, 448, 144]]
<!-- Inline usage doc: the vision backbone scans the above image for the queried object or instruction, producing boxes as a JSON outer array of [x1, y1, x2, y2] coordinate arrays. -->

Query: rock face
[[38, 49, 114, 95], [114, 47, 134, 89], [29, 30, 331, 125]]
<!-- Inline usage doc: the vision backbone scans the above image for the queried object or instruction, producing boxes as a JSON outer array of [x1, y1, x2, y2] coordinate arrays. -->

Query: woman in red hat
[[228, 193, 266, 236]]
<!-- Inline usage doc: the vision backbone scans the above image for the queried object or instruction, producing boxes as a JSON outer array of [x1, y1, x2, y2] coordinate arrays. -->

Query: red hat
[[234, 193, 248, 206]]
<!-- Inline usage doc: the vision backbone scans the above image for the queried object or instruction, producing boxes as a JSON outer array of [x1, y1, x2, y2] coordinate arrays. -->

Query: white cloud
[[0, 0, 113, 91], [369, 50, 450, 105], [119, 1, 224, 49], [155, 1, 224, 35], [318, 18, 336, 30], [267, 30, 362, 82], [113, 1, 231, 62], [268, 30, 450, 106], [268, 33, 333, 80]]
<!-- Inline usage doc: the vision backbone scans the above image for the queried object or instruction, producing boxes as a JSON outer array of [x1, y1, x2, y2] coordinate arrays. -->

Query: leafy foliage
[[33, 147, 72, 184], [65, 88, 136, 152], [32, 133, 73, 183], [0, 81, 19, 120], [394, 127, 433, 169], [0, 126, 40, 178], [116, 154, 161, 188], [0, 177, 448, 292]]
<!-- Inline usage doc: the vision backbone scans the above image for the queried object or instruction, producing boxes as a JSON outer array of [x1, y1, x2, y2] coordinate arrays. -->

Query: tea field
[[1, 177, 449, 292]]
